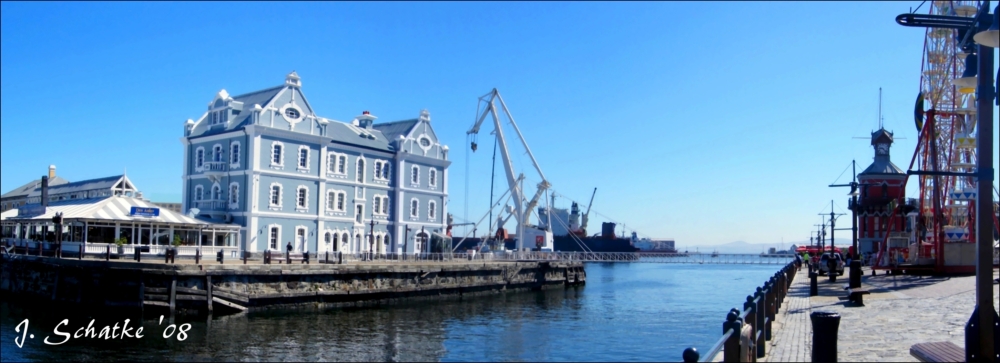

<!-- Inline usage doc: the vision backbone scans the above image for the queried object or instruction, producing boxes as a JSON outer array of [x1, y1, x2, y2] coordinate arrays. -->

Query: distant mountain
[[677, 241, 808, 254]]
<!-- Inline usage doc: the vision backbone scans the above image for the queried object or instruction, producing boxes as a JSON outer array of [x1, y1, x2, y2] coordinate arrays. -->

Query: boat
[[536, 197, 640, 253], [711, 250, 719, 258]]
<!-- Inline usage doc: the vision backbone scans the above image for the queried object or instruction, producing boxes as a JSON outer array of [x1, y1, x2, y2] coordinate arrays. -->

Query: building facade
[[855, 128, 909, 254], [181, 72, 450, 254]]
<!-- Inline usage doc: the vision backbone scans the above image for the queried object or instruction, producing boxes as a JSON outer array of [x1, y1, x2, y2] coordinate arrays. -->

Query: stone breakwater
[[0, 256, 586, 315]]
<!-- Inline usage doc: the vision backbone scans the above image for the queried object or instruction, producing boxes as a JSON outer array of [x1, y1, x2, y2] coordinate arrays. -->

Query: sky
[[1, 1, 997, 250]]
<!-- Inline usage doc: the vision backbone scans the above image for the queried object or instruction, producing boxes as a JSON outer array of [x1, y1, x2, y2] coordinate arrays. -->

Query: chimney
[[41, 176, 49, 207], [48, 165, 56, 179]]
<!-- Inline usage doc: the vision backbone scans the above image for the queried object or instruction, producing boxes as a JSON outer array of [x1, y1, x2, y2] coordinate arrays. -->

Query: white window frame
[[410, 198, 419, 219], [229, 182, 239, 210], [213, 144, 224, 162], [381, 196, 389, 215], [270, 141, 285, 169], [296, 185, 309, 212], [356, 156, 366, 183], [195, 147, 205, 171], [428, 200, 437, 221], [324, 231, 334, 252], [411, 165, 420, 186], [429, 168, 437, 188], [355, 204, 365, 225], [268, 224, 281, 250], [297, 145, 310, 172], [326, 152, 348, 178], [194, 185, 204, 201], [230, 142, 241, 169], [269, 182, 283, 211], [211, 182, 222, 201]]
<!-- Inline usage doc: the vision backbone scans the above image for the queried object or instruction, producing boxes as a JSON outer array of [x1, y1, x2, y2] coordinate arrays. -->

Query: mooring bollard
[[243, 251, 248, 265], [325, 251, 329, 264], [264, 250, 271, 265], [195, 248, 201, 264], [216, 249, 223, 264], [682, 347, 699, 363], [810, 311, 840, 363], [828, 258, 837, 283], [809, 271, 818, 296], [106, 245, 110, 261], [286, 250, 291, 265]]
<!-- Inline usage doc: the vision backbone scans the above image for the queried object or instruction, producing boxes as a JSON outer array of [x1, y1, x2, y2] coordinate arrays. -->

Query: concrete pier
[[752, 267, 999, 362], [0, 255, 586, 315]]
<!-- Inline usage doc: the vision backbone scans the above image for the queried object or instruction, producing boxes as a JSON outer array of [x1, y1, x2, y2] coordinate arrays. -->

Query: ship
[[534, 194, 640, 253]]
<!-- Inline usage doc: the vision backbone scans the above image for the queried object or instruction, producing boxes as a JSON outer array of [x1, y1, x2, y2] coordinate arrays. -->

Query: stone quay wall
[[0, 256, 586, 315]]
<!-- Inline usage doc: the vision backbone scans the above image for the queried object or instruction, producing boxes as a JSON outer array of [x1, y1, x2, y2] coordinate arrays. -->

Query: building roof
[[0, 196, 237, 228], [859, 158, 906, 175], [372, 119, 419, 142], [1, 176, 70, 199], [26, 175, 129, 198]]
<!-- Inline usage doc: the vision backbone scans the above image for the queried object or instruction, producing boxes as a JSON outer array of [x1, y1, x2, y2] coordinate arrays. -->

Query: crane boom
[[581, 187, 597, 233]]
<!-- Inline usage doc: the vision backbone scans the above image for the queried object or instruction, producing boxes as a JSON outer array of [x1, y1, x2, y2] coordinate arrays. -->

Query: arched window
[[410, 199, 419, 217], [411, 166, 419, 185], [213, 145, 223, 162], [357, 159, 365, 183], [298, 147, 309, 168], [341, 233, 349, 245], [429, 169, 437, 187], [212, 184, 221, 200], [325, 232, 332, 249], [428, 200, 436, 220], [374, 197, 381, 215]]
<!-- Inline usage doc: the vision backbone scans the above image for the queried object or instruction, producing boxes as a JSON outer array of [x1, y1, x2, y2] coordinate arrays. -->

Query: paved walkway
[[761, 266, 1000, 362]]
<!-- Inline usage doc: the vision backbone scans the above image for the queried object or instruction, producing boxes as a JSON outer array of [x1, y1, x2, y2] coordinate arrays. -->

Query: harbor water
[[1, 262, 784, 362]]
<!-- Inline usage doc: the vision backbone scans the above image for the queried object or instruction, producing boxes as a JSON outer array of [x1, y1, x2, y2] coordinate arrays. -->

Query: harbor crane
[[467, 89, 553, 251]]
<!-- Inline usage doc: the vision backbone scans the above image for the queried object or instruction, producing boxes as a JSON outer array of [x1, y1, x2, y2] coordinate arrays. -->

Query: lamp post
[[897, 4, 997, 361], [831, 161, 863, 287], [368, 217, 378, 261]]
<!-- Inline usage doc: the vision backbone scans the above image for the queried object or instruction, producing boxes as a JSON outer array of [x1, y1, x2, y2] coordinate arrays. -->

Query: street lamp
[[897, 3, 997, 361]]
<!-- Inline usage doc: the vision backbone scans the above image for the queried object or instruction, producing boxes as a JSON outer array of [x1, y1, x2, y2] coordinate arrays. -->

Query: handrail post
[[743, 295, 757, 362], [766, 278, 775, 341], [755, 288, 766, 358], [723, 309, 743, 362]]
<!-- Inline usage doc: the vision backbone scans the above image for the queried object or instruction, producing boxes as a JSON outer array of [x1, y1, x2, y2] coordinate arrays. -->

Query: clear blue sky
[[2, 1, 997, 249]]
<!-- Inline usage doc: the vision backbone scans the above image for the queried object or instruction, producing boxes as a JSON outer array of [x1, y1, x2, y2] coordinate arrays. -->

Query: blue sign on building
[[130, 207, 160, 217], [17, 205, 46, 217]]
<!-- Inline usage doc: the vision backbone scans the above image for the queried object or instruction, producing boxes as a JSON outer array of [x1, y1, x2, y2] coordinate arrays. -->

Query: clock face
[[877, 143, 888, 154]]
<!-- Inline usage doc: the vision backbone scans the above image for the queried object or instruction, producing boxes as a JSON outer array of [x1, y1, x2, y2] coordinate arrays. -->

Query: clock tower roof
[[860, 127, 904, 176], [871, 128, 893, 145]]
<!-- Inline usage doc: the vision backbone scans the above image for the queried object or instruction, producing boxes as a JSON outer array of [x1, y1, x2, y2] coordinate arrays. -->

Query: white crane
[[467, 89, 553, 251]]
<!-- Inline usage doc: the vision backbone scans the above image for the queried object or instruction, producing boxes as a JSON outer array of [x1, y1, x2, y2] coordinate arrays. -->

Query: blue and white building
[[181, 72, 450, 254]]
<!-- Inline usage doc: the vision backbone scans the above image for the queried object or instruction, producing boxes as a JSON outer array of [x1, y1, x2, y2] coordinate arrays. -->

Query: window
[[357, 159, 365, 183], [325, 232, 333, 249], [194, 185, 204, 201], [269, 226, 280, 250], [269, 183, 282, 209], [327, 191, 336, 211], [328, 154, 336, 174], [298, 146, 309, 169], [420, 137, 431, 147], [229, 183, 239, 206], [374, 198, 381, 215], [296, 186, 308, 209], [374, 160, 390, 180], [196, 147, 205, 169], [285, 108, 300, 119], [231, 143, 240, 166], [428, 200, 437, 220], [212, 184, 221, 200], [411, 166, 420, 185], [271, 142, 284, 167], [410, 199, 419, 218], [374, 163, 382, 181], [325, 190, 348, 213], [296, 228, 306, 251], [429, 169, 437, 187], [356, 205, 364, 224], [337, 192, 345, 211], [381, 196, 389, 214], [341, 233, 349, 246], [338, 155, 346, 173], [213, 145, 223, 162]]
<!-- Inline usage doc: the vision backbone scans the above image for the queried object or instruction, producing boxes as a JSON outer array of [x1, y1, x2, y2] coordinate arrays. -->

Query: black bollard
[[106, 245, 110, 261], [302, 251, 309, 264], [216, 250, 223, 264], [810, 311, 840, 363], [196, 248, 201, 264], [809, 271, 818, 296], [243, 251, 247, 265], [682, 347, 699, 363], [326, 251, 329, 264], [286, 250, 291, 265], [849, 260, 862, 288], [265, 250, 271, 265]]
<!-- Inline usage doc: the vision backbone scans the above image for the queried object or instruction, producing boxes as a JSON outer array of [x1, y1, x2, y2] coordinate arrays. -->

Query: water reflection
[[2, 263, 780, 362]]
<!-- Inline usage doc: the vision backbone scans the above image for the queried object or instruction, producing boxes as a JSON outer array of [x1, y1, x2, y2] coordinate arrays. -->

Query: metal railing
[[194, 199, 228, 211], [683, 260, 799, 362]]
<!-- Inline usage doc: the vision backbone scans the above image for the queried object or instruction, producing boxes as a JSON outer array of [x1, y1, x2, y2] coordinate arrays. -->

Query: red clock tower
[[856, 128, 908, 255]]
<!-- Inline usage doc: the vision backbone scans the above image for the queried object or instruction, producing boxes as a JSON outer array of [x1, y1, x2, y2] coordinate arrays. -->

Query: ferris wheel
[[912, 1, 981, 260]]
